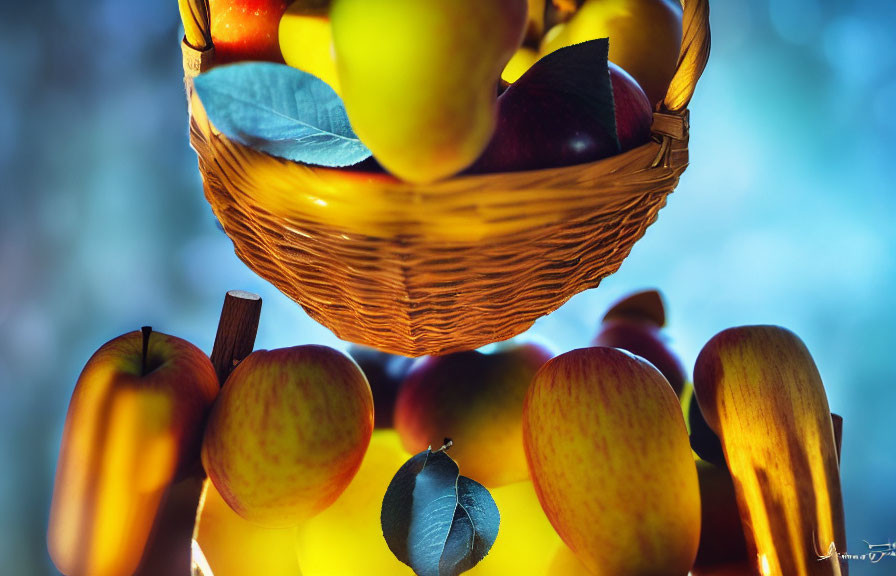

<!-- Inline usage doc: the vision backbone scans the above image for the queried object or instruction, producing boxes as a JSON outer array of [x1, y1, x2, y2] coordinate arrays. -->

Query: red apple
[[469, 41, 653, 173], [209, 0, 290, 64], [201, 345, 374, 527], [394, 343, 552, 487], [524, 347, 700, 575], [610, 63, 654, 152], [48, 328, 219, 576], [592, 290, 687, 396]]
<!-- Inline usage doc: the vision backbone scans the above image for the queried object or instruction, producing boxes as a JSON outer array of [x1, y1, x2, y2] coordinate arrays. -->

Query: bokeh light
[[1, 2, 894, 574]]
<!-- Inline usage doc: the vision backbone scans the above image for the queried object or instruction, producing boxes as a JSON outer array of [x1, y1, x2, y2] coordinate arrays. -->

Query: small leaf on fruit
[[381, 449, 500, 576], [193, 62, 371, 167]]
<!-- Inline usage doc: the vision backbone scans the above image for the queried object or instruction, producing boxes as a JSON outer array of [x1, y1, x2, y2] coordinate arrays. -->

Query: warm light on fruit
[[694, 326, 847, 576], [195, 481, 302, 576], [48, 328, 218, 576], [501, 46, 539, 84], [330, 0, 528, 182], [466, 480, 569, 576], [524, 347, 701, 575], [279, 6, 340, 92], [201, 345, 374, 527], [295, 431, 411, 576], [209, 0, 289, 63], [394, 343, 552, 488]]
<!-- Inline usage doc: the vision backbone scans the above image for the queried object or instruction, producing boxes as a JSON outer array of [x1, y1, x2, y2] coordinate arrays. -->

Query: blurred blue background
[[1, 1, 894, 574]]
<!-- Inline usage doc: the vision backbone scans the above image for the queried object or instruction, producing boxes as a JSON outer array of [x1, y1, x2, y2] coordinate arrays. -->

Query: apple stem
[[141, 326, 152, 376], [438, 438, 454, 453]]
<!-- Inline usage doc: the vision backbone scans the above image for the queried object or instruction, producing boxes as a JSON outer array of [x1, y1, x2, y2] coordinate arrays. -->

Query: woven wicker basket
[[181, 0, 710, 357]]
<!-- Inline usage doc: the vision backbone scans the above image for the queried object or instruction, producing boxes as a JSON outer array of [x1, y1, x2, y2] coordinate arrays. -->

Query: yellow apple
[[279, 5, 340, 93]]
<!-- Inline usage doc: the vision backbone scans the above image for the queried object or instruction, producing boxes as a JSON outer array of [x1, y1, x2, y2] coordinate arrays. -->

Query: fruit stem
[[141, 326, 152, 376], [438, 438, 454, 453]]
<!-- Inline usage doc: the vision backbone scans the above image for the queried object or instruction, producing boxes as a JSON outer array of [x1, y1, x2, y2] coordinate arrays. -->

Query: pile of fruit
[[46, 290, 848, 576], [186, 0, 686, 182]]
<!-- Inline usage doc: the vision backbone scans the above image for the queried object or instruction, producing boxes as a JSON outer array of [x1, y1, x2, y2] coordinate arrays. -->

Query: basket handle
[[180, 0, 215, 78], [662, 0, 711, 114], [180, 0, 211, 51]]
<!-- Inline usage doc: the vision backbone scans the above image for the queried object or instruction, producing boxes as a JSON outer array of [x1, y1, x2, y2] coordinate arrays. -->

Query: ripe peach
[[394, 343, 552, 487]]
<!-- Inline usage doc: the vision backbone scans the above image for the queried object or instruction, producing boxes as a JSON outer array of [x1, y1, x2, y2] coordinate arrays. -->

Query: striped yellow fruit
[[523, 347, 701, 576], [47, 329, 218, 576], [693, 326, 846, 576]]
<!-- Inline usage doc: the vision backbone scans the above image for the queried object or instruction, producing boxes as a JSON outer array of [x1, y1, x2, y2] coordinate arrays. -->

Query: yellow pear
[[330, 0, 528, 182]]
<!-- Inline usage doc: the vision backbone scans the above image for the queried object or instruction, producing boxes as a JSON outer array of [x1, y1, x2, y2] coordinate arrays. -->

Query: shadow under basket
[[182, 0, 710, 357]]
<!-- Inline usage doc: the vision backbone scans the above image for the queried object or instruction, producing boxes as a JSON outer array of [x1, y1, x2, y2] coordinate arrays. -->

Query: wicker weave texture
[[183, 0, 709, 356]]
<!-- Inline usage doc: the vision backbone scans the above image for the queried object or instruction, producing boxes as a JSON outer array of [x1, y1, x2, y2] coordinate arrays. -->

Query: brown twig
[[135, 291, 262, 576], [210, 290, 262, 384]]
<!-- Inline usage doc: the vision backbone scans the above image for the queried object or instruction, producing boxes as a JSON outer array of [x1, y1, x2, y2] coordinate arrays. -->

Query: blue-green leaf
[[381, 450, 429, 565], [193, 62, 371, 167], [439, 477, 500, 576], [407, 451, 460, 576], [381, 448, 501, 576]]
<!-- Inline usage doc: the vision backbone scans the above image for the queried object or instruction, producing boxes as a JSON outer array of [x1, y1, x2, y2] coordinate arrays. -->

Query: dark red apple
[[347, 345, 415, 429], [592, 290, 687, 396], [209, 0, 289, 64], [469, 40, 653, 173], [610, 63, 654, 152], [688, 389, 725, 465]]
